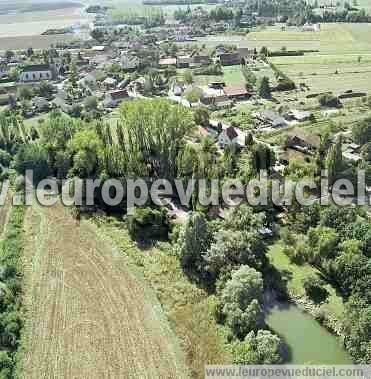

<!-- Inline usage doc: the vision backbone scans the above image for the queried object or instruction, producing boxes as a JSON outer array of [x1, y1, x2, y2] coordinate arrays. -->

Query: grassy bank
[[268, 243, 345, 333], [0, 202, 26, 378], [95, 217, 231, 379]]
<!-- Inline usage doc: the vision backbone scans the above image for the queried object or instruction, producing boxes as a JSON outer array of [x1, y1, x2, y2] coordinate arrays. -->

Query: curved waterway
[[266, 302, 353, 364]]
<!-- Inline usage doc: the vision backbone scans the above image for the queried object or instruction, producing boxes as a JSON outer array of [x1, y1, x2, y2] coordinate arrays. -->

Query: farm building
[[286, 129, 321, 152], [213, 52, 240, 66], [224, 85, 251, 100], [176, 55, 192, 68], [286, 109, 312, 122], [257, 110, 288, 128]]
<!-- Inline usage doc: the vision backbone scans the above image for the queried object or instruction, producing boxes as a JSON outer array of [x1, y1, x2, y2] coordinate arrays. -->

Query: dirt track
[[22, 201, 187, 379]]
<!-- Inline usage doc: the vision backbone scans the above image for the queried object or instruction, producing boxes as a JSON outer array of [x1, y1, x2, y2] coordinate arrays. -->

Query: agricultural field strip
[[22, 200, 187, 379]]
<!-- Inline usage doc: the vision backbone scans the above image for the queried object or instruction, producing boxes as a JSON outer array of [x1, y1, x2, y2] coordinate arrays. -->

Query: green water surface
[[266, 303, 353, 364]]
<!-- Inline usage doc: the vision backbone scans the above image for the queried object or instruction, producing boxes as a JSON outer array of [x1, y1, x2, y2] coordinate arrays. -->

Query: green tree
[[0, 351, 13, 378], [14, 143, 50, 183], [17, 86, 33, 101], [318, 94, 340, 108], [26, 47, 34, 58], [320, 205, 357, 234], [302, 274, 329, 303], [205, 229, 266, 278], [257, 77, 271, 99], [193, 107, 209, 127], [68, 129, 103, 178], [233, 330, 283, 364], [37, 81, 54, 98], [5, 50, 14, 62], [183, 69, 194, 84], [361, 142, 371, 161], [114, 99, 193, 178], [221, 265, 264, 337], [306, 226, 339, 266], [352, 116, 371, 145], [84, 96, 98, 112], [326, 137, 342, 185], [179, 212, 210, 272]]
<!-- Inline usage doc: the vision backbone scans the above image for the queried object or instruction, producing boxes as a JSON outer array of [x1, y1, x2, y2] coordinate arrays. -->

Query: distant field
[[0, 3, 92, 42], [246, 23, 371, 53], [271, 58, 371, 95], [257, 24, 371, 96], [0, 34, 79, 51]]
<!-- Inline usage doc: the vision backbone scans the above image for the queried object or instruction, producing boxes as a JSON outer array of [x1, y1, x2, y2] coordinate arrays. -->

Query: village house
[[104, 89, 130, 108], [286, 128, 321, 153], [19, 64, 53, 82], [159, 57, 177, 67], [218, 126, 239, 148], [237, 48, 257, 64], [223, 85, 251, 101], [91, 45, 107, 54], [190, 50, 211, 67], [286, 109, 312, 122], [213, 52, 240, 66], [176, 55, 192, 68], [257, 109, 288, 129], [103, 77, 117, 89], [199, 85, 232, 109]]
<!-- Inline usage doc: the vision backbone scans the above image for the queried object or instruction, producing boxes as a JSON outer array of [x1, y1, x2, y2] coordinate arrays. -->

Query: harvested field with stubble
[[21, 200, 188, 379]]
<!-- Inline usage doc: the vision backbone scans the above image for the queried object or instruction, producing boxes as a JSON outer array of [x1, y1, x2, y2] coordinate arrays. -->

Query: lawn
[[268, 243, 345, 320], [222, 65, 245, 86], [177, 65, 246, 87]]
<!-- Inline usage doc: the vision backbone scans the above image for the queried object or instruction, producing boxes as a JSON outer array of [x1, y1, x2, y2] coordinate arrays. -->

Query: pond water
[[265, 303, 353, 364]]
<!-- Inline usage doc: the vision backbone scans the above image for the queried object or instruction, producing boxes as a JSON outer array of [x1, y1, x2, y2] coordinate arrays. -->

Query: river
[[266, 302, 352, 364]]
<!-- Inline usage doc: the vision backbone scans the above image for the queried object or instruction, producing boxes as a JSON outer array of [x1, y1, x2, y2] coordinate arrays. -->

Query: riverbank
[[267, 243, 346, 338]]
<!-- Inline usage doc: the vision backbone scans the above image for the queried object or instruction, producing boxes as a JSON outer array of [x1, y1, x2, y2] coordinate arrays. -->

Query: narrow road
[[22, 201, 187, 379]]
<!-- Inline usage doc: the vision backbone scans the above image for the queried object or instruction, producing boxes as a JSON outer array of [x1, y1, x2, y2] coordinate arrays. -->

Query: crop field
[[21, 200, 187, 378], [271, 59, 371, 95], [246, 23, 371, 53], [254, 24, 371, 97]]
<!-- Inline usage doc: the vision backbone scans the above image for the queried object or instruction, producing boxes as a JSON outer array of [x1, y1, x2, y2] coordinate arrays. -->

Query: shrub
[[127, 207, 169, 241], [302, 274, 329, 303], [318, 94, 341, 108]]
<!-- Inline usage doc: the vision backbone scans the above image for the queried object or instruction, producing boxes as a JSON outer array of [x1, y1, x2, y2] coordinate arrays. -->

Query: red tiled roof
[[224, 85, 249, 97]]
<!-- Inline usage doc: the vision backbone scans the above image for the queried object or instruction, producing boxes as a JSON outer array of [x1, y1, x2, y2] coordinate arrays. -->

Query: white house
[[19, 64, 53, 82], [218, 126, 239, 148]]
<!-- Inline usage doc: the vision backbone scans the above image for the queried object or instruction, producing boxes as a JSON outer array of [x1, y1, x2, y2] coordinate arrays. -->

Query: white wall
[[20, 70, 52, 82]]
